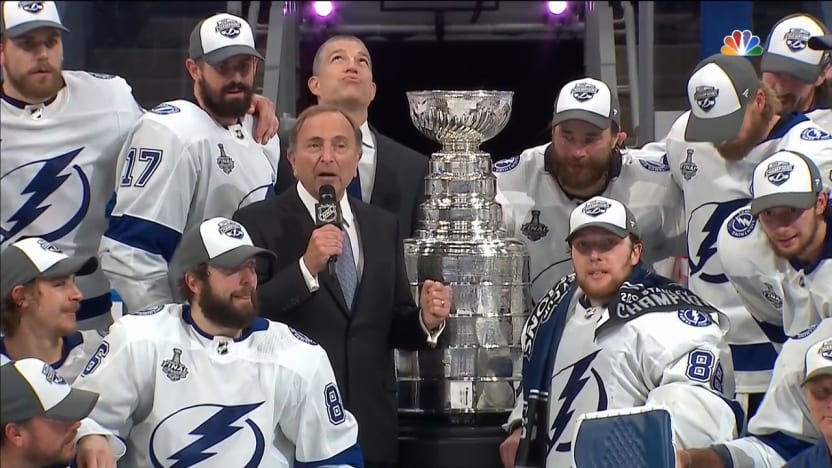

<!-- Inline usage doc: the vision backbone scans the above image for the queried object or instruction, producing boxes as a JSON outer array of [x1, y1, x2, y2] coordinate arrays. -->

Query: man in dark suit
[[233, 104, 451, 468], [275, 35, 429, 240]]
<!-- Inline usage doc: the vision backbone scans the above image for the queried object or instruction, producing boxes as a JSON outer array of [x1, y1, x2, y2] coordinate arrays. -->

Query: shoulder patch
[[791, 323, 818, 340], [289, 327, 317, 345], [150, 103, 181, 115], [800, 127, 831, 141], [677, 309, 713, 327], [638, 154, 670, 172], [493, 155, 520, 173], [131, 305, 164, 316], [726, 209, 756, 238], [88, 72, 115, 79]]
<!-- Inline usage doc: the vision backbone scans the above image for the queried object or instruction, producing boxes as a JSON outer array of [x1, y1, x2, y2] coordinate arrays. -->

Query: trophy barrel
[[397, 90, 532, 468]]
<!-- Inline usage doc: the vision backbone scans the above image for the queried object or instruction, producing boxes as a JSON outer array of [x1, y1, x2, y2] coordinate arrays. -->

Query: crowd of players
[[0, 1, 831, 467]]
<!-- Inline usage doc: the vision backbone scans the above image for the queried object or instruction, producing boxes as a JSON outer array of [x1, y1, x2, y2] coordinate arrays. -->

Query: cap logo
[[18, 1, 44, 13], [764, 160, 794, 186], [214, 18, 242, 38], [821, 341, 832, 360], [783, 28, 810, 52], [217, 219, 245, 239], [571, 82, 598, 102], [694, 86, 719, 111], [36, 239, 62, 253], [41, 363, 66, 384], [582, 199, 611, 217]]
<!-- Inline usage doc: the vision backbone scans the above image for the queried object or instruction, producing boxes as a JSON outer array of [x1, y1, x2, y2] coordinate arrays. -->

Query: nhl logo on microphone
[[316, 204, 339, 224]]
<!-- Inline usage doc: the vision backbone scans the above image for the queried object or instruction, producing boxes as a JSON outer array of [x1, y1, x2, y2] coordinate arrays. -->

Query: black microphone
[[315, 184, 343, 277]]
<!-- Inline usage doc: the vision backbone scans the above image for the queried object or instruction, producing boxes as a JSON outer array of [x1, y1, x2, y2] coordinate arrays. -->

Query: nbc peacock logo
[[721, 29, 764, 56]]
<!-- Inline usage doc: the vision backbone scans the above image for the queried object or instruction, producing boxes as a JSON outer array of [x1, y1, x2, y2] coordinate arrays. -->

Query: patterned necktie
[[336, 227, 358, 309]]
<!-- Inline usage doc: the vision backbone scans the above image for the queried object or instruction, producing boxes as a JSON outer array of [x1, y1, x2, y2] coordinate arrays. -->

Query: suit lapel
[[350, 200, 376, 318], [368, 128, 401, 213]]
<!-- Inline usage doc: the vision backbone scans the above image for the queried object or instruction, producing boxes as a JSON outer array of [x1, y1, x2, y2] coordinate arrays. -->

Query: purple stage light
[[313, 1, 335, 17], [547, 1, 568, 15]]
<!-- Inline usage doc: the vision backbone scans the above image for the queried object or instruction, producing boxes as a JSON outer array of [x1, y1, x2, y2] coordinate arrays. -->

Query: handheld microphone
[[315, 184, 343, 277]]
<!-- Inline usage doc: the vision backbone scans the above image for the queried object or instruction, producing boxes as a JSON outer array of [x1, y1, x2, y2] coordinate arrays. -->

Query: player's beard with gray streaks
[[2, 60, 63, 103], [197, 77, 254, 121], [196, 280, 259, 331]]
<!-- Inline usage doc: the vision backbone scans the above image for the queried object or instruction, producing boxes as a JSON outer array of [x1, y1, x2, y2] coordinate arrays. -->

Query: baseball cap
[[566, 196, 640, 242], [0, 238, 97, 298], [1, 1, 69, 38], [188, 12, 263, 66], [552, 78, 621, 130], [809, 34, 832, 51], [1, 358, 99, 425], [761, 14, 829, 84], [750, 150, 823, 216], [684, 54, 760, 143], [171, 217, 276, 275], [802, 339, 832, 386]]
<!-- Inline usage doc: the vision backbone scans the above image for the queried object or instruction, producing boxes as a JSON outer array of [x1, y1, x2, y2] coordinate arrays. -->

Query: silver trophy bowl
[[406, 91, 514, 150]]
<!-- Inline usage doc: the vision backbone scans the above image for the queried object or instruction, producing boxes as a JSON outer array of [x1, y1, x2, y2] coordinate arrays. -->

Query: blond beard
[[716, 111, 772, 161]]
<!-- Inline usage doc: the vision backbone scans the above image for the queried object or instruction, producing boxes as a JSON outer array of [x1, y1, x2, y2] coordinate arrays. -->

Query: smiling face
[[570, 227, 642, 304], [757, 193, 826, 259], [11, 276, 82, 338]]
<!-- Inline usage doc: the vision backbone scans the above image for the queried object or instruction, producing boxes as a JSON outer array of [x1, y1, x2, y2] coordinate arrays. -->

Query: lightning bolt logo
[[687, 199, 750, 284], [1, 148, 90, 245], [549, 350, 607, 453], [149, 402, 266, 468]]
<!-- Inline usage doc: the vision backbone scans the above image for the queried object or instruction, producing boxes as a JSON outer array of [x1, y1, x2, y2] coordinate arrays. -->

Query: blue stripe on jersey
[[753, 318, 788, 345], [730, 342, 779, 372], [715, 395, 746, 437], [1, 332, 84, 369], [764, 113, 810, 142], [294, 443, 364, 468], [77, 292, 113, 321], [755, 431, 814, 462], [105, 215, 181, 261]]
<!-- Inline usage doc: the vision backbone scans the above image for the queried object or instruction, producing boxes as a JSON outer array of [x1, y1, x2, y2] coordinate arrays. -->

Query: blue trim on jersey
[[0, 89, 57, 109], [763, 113, 810, 142], [294, 443, 364, 468], [77, 293, 113, 322], [715, 394, 746, 437], [753, 317, 788, 345], [105, 215, 181, 262], [0, 331, 83, 369], [181, 305, 270, 342], [755, 432, 814, 462], [730, 342, 779, 372], [788, 211, 832, 274]]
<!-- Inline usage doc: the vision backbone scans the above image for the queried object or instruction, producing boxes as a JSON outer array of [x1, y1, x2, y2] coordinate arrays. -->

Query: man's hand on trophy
[[419, 280, 451, 330], [499, 428, 521, 468], [248, 94, 279, 145], [302, 225, 344, 274]]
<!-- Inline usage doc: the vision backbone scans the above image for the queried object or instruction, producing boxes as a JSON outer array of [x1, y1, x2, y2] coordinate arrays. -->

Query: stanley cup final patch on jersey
[[216, 143, 236, 174], [680, 148, 699, 181], [521, 210, 549, 241], [161, 348, 189, 381], [762, 283, 784, 310]]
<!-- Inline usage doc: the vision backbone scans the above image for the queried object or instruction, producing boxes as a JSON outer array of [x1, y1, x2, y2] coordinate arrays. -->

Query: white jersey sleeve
[[776, 119, 832, 193]]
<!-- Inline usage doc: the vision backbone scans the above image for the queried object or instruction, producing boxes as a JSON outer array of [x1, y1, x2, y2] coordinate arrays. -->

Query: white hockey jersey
[[807, 105, 830, 130], [664, 111, 832, 394], [1, 71, 143, 326], [494, 144, 686, 302], [718, 319, 831, 468], [72, 304, 362, 468], [718, 206, 832, 338], [99, 100, 280, 313], [0, 329, 104, 382]]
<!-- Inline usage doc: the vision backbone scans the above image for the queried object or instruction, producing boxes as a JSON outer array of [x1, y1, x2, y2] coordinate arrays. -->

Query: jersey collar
[[0, 331, 83, 369], [181, 304, 269, 343]]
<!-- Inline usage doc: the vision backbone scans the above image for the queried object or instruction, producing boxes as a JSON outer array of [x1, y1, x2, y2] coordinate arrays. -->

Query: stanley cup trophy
[[396, 91, 532, 468]]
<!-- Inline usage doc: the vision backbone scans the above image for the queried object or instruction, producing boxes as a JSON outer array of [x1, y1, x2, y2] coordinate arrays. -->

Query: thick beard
[[197, 77, 253, 120], [716, 111, 770, 160], [549, 145, 615, 195], [197, 280, 258, 331], [2, 63, 63, 102]]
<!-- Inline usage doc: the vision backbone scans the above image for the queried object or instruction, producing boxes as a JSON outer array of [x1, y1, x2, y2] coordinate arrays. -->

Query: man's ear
[[185, 58, 200, 82], [616, 131, 628, 147]]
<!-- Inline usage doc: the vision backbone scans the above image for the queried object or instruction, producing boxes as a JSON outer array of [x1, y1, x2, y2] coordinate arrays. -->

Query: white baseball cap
[[566, 196, 640, 242], [188, 12, 263, 65], [750, 150, 823, 216], [802, 339, 832, 385], [761, 14, 829, 84], [0, 237, 97, 298], [170, 217, 276, 277], [552, 78, 621, 130], [685, 54, 760, 143], [809, 34, 832, 51], [1, 1, 68, 38], [1, 358, 99, 425]]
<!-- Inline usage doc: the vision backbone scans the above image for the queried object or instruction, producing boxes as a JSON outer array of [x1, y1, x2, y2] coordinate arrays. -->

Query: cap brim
[[43, 387, 99, 422], [809, 35, 832, 51], [760, 53, 822, 84], [802, 367, 832, 386], [552, 109, 611, 130], [4, 21, 69, 38], [566, 222, 629, 242], [751, 192, 817, 216], [203, 45, 264, 65], [209, 246, 276, 269], [684, 109, 745, 143], [42, 256, 98, 279]]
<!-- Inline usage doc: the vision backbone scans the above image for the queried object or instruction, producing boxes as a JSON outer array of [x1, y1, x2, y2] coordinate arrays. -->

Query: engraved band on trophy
[[396, 90, 532, 425]]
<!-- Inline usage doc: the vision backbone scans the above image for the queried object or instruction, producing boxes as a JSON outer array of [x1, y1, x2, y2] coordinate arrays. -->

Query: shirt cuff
[[299, 257, 320, 292], [419, 311, 446, 347], [76, 417, 127, 459]]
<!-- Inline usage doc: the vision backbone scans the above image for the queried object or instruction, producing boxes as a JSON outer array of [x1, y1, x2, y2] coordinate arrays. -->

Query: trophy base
[[398, 413, 506, 468]]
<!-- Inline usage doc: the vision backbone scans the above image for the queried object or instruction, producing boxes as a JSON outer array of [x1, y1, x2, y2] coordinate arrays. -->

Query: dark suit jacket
[[232, 188, 433, 465], [276, 117, 429, 240]]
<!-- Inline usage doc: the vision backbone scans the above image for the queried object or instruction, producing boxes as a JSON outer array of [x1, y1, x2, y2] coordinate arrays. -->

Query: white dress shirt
[[357, 121, 376, 202]]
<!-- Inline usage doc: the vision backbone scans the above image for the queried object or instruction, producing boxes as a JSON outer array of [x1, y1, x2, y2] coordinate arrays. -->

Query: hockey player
[[499, 196, 739, 468], [495, 77, 685, 302], [787, 338, 832, 467], [99, 12, 282, 314], [662, 53, 832, 416], [0, 2, 280, 330], [759, 13, 831, 128], [717, 151, 830, 339], [74, 217, 363, 467]]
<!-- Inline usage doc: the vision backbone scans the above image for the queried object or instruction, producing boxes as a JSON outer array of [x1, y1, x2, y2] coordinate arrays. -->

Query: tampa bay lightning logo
[[570, 82, 598, 102], [215, 18, 242, 38], [821, 341, 832, 360], [678, 309, 712, 327], [217, 220, 244, 239], [694, 86, 719, 111], [549, 350, 608, 454], [638, 154, 670, 172], [764, 160, 794, 186], [582, 199, 610, 217], [688, 199, 750, 283], [800, 127, 832, 141], [783, 27, 810, 52], [492, 155, 520, 173], [149, 402, 266, 467], [1, 149, 90, 246], [150, 104, 181, 115], [18, 1, 44, 13]]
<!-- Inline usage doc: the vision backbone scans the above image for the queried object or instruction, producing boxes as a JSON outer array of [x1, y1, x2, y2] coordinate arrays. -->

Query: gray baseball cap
[[188, 12, 263, 65], [750, 150, 823, 216], [685, 54, 760, 143], [1, 358, 99, 425], [552, 77, 621, 130], [1, 1, 69, 38], [1, 238, 97, 298], [809, 34, 832, 51], [566, 196, 640, 242], [761, 15, 828, 84]]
